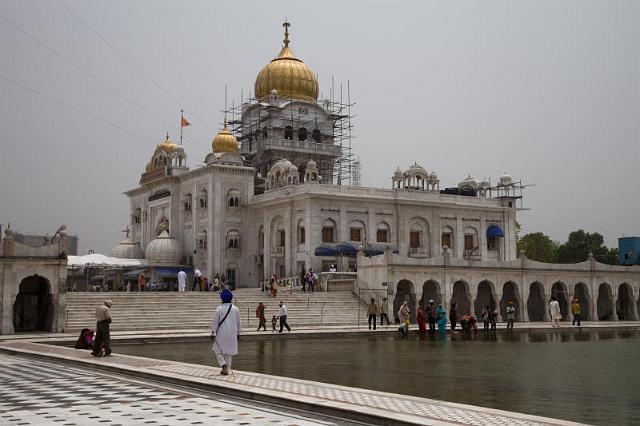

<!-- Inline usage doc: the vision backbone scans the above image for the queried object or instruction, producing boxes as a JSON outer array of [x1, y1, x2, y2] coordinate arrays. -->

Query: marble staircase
[[64, 288, 364, 332]]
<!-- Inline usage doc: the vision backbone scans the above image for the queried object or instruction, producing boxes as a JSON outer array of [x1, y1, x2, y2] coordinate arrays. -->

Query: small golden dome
[[157, 133, 177, 154], [254, 21, 318, 102], [212, 122, 238, 153]]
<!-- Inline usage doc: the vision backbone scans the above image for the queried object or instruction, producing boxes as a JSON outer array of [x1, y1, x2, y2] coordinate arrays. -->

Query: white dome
[[406, 163, 428, 176], [393, 166, 403, 177], [110, 237, 145, 259], [145, 230, 182, 264], [499, 174, 512, 186], [458, 177, 480, 189], [307, 159, 317, 169], [479, 179, 491, 189]]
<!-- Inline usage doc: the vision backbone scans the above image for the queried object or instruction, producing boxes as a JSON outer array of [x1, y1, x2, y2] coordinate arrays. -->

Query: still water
[[115, 330, 640, 425]]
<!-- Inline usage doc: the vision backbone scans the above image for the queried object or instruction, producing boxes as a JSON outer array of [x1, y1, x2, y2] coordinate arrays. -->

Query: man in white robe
[[549, 296, 561, 328], [177, 269, 186, 292], [210, 288, 241, 375]]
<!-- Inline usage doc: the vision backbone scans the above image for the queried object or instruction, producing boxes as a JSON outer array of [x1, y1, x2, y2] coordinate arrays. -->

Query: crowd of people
[[382, 295, 585, 336]]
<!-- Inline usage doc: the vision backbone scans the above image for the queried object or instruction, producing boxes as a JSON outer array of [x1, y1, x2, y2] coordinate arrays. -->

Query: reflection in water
[[116, 330, 640, 426]]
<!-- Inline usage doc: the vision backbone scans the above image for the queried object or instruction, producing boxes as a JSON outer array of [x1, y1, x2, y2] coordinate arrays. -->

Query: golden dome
[[212, 122, 238, 153], [254, 21, 318, 102], [157, 133, 177, 154], [145, 161, 153, 172]]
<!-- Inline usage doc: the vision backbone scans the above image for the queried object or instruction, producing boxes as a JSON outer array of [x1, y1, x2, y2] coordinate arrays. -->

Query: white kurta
[[549, 300, 561, 319], [210, 303, 241, 355], [177, 271, 186, 292]]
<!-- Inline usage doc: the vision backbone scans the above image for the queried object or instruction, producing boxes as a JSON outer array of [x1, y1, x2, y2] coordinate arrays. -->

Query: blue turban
[[220, 288, 233, 303]]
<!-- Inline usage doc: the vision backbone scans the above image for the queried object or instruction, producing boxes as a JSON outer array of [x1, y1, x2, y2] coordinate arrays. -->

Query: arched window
[[227, 230, 240, 249], [298, 127, 308, 141], [183, 194, 192, 212], [284, 126, 293, 140], [322, 219, 337, 243], [441, 226, 454, 251], [376, 222, 390, 243], [227, 189, 240, 207], [198, 230, 208, 250], [199, 189, 208, 209], [297, 219, 305, 244], [312, 128, 321, 142], [348, 220, 366, 242], [463, 227, 479, 255]]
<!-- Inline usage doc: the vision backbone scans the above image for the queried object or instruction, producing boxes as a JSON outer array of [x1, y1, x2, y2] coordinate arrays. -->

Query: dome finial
[[165, 132, 170, 142], [283, 19, 291, 47]]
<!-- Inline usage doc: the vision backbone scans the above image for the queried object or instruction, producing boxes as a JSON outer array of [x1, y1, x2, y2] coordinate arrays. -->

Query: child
[[271, 315, 278, 332]]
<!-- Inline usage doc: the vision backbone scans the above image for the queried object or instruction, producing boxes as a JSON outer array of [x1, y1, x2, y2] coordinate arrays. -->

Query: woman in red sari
[[417, 306, 427, 333]]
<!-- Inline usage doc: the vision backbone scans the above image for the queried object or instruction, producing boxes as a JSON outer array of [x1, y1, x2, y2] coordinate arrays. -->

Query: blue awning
[[487, 225, 504, 238], [334, 241, 360, 256], [314, 243, 336, 257]]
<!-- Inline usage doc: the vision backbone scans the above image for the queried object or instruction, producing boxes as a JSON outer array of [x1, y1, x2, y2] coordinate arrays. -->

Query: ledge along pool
[[114, 329, 640, 426]]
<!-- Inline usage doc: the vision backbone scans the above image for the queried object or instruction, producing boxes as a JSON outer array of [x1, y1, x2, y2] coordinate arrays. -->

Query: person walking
[[549, 295, 561, 328], [506, 301, 516, 330], [571, 298, 581, 326], [300, 271, 306, 292], [367, 298, 378, 330], [278, 301, 291, 332], [193, 268, 202, 291], [210, 289, 241, 376], [436, 303, 447, 335], [379, 298, 390, 326], [417, 306, 427, 333], [481, 305, 491, 331], [177, 269, 186, 292], [256, 302, 267, 331], [426, 300, 436, 334], [398, 301, 411, 335], [449, 302, 458, 332], [91, 300, 113, 357]]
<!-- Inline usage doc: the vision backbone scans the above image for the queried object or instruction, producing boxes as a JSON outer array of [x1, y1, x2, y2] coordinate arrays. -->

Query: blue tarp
[[486, 225, 505, 238], [314, 242, 398, 257], [314, 243, 336, 257], [154, 266, 193, 275]]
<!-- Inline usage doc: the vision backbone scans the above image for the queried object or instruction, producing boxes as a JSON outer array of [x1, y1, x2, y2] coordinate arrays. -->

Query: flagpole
[[180, 109, 184, 145]]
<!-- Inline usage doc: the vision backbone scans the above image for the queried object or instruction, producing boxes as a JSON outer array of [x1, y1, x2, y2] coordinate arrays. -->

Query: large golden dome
[[212, 122, 238, 153], [254, 21, 318, 102], [157, 133, 178, 154]]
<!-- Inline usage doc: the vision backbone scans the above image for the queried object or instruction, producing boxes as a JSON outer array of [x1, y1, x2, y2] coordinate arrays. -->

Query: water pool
[[114, 329, 640, 425]]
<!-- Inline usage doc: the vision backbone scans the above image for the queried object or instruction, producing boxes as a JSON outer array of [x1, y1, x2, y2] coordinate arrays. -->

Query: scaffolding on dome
[[224, 77, 357, 193]]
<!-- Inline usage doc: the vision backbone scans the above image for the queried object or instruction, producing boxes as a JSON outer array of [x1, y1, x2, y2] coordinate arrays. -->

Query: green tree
[[517, 232, 559, 263], [557, 230, 608, 264]]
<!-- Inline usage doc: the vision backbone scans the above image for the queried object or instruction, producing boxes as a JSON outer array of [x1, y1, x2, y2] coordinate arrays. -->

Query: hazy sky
[[0, 1, 638, 254]]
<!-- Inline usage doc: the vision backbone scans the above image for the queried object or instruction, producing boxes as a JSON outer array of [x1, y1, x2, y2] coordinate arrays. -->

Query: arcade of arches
[[389, 278, 640, 322]]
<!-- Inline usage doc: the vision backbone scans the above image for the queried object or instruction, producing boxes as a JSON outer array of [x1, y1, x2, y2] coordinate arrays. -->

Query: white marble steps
[[65, 290, 365, 332]]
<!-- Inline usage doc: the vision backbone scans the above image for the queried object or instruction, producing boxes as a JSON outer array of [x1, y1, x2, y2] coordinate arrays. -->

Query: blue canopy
[[314, 243, 336, 257], [334, 241, 360, 256], [487, 225, 504, 238]]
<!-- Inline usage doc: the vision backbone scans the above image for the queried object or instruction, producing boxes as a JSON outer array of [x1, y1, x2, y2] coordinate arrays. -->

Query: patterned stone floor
[[0, 341, 583, 425], [0, 354, 353, 425]]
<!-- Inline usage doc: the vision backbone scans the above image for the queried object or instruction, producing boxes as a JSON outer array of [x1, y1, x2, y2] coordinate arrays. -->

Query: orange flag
[[181, 116, 191, 127]]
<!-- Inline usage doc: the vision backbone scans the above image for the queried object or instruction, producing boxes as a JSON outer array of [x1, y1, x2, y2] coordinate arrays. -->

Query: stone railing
[[319, 272, 358, 292]]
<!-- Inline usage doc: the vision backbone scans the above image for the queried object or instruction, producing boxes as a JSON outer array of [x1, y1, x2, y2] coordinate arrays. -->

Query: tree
[[557, 230, 608, 264], [517, 232, 559, 263]]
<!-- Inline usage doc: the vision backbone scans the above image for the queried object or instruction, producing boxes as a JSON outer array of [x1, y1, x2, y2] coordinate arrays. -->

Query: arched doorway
[[597, 283, 614, 320], [527, 282, 546, 321], [551, 282, 569, 319], [474, 280, 496, 317], [394, 280, 416, 323], [419, 280, 441, 310], [616, 283, 636, 320], [13, 275, 53, 332], [451, 280, 471, 316], [500, 281, 520, 321], [573, 283, 590, 321]]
